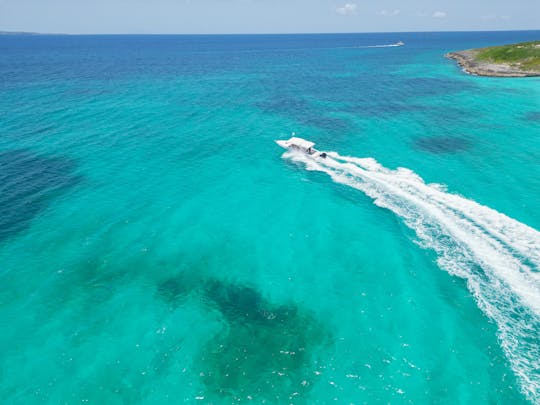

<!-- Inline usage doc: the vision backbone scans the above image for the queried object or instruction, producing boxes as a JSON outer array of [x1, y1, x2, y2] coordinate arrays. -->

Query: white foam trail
[[363, 43, 404, 48], [283, 149, 540, 402]]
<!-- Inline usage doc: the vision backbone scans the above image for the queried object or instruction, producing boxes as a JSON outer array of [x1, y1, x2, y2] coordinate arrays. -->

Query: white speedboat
[[396, 41, 405, 46], [276, 136, 327, 158]]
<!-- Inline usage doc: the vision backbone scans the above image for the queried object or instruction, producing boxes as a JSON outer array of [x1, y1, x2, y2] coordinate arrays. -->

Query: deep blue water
[[1, 31, 539, 403]]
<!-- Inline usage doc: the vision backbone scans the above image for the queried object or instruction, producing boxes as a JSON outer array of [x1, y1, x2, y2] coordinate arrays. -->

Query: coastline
[[446, 49, 540, 77]]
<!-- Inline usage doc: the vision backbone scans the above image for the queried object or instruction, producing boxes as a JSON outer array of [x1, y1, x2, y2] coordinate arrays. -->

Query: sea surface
[[1, 31, 539, 404]]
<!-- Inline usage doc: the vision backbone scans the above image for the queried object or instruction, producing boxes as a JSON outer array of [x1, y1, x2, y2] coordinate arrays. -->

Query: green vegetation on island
[[446, 40, 540, 77], [477, 40, 540, 70]]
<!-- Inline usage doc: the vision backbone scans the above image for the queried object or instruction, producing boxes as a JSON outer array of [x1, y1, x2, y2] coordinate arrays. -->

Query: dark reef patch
[[257, 74, 477, 125], [0, 150, 80, 241], [414, 136, 473, 154], [156, 274, 193, 306], [524, 111, 540, 121], [402, 77, 477, 97], [203, 280, 270, 323], [343, 103, 427, 118], [257, 97, 311, 117], [155, 276, 330, 402], [257, 96, 352, 133], [300, 115, 351, 132], [198, 280, 329, 402], [342, 103, 475, 124]]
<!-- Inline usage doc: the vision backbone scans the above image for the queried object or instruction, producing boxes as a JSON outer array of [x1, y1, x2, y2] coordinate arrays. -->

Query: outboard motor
[[320, 152, 327, 159]]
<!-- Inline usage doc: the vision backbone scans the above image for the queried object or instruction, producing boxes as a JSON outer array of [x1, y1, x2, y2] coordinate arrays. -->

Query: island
[[446, 40, 540, 77], [0, 31, 40, 35], [0, 31, 66, 36]]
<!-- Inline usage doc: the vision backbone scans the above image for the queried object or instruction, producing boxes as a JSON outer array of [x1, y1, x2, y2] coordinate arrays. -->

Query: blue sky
[[0, 0, 538, 34]]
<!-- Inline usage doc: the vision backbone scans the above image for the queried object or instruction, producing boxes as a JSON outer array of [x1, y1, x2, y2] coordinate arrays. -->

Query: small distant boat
[[364, 41, 405, 48], [276, 136, 327, 158]]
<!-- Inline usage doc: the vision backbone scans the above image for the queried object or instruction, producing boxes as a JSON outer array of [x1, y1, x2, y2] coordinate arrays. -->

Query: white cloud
[[377, 9, 400, 17], [336, 3, 357, 15], [432, 11, 447, 18]]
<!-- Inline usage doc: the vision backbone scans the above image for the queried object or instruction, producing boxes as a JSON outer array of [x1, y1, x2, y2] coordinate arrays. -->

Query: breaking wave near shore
[[283, 149, 540, 402]]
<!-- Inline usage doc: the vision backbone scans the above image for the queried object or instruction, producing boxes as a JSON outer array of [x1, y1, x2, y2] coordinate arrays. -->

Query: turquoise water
[[1, 32, 539, 403]]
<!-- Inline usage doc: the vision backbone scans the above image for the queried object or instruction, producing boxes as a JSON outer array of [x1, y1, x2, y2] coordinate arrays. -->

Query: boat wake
[[282, 149, 540, 402], [363, 42, 404, 48]]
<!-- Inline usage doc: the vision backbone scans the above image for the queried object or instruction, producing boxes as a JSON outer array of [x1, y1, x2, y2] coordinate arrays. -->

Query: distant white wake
[[283, 149, 540, 402], [363, 42, 404, 48]]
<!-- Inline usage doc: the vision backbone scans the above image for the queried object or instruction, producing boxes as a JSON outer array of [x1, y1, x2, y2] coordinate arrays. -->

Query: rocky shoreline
[[446, 50, 540, 77]]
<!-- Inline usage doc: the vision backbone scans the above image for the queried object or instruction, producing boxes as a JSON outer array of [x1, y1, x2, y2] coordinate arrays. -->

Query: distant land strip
[[446, 40, 540, 77], [0, 31, 66, 36]]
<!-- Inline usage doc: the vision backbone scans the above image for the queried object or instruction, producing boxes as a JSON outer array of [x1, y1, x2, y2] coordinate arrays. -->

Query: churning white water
[[283, 149, 540, 402]]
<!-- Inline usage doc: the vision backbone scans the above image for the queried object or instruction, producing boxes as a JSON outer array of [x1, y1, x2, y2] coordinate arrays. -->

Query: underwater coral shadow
[[0, 149, 81, 242]]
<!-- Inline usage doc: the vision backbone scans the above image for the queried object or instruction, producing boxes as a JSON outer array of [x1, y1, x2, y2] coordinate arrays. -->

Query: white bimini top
[[287, 137, 315, 150], [276, 137, 315, 152]]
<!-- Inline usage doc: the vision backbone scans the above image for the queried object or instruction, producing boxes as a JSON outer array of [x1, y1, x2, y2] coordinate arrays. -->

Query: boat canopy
[[287, 137, 315, 150]]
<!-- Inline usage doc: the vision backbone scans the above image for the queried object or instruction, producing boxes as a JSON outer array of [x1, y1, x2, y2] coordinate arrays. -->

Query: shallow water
[[1, 31, 539, 403]]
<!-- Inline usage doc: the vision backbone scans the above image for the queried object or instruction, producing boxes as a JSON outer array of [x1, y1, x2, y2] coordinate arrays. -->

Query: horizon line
[[1, 28, 539, 36]]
